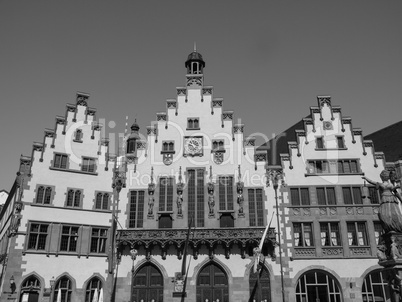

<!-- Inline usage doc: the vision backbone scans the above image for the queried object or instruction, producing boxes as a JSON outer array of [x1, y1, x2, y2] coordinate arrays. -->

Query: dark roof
[[185, 51, 205, 67], [364, 120, 402, 162], [257, 117, 309, 165]]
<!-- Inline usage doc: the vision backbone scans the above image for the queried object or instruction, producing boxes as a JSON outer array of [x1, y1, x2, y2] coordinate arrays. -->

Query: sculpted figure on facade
[[148, 192, 155, 216], [177, 191, 183, 216], [363, 170, 402, 233], [207, 182, 215, 216]]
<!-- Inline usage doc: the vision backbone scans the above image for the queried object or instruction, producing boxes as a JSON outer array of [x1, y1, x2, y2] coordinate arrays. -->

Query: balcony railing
[[116, 227, 276, 259]]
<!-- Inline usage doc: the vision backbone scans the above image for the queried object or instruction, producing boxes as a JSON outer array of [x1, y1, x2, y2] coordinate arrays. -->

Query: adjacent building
[[0, 50, 400, 302]]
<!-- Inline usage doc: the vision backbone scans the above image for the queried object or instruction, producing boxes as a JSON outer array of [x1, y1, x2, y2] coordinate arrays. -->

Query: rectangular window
[[219, 176, 234, 210], [27, 223, 49, 250], [347, 222, 368, 246], [248, 188, 264, 227], [188, 169, 205, 227], [129, 190, 145, 228], [316, 137, 324, 149], [342, 187, 363, 205], [158, 177, 174, 212], [320, 222, 341, 246], [290, 188, 310, 206], [82, 157, 96, 173], [293, 223, 314, 247], [60, 225, 79, 252], [90, 228, 108, 253], [337, 136, 345, 148], [374, 222, 383, 245], [187, 118, 200, 129], [316, 187, 336, 205], [337, 160, 359, 174], [308, 160, 329, 174], [162, 141, 175, 152], [369, 187, 380, 204], [53, 154, 68, 169]]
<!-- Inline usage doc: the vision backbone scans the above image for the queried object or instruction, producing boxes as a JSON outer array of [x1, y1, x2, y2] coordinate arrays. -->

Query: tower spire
[[194, 42, 197, 52]]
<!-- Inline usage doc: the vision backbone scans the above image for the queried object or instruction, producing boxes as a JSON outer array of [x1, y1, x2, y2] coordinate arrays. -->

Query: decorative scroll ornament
[[266, 167, 284, 189], [172, 272, 185, 293], [163, 153, 173, 166]]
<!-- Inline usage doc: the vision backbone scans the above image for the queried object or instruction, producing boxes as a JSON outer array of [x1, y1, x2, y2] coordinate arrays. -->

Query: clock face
[[184, 137, 203, 156]]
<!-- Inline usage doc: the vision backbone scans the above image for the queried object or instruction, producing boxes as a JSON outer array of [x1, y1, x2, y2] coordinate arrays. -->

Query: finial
[[194, 42, 197, 52], [150, 167, 154, 184], [179, 166, 182, 183], [238, 165, 241, 182]]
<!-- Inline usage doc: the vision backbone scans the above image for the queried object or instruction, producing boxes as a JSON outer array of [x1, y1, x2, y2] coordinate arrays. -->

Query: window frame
[[27, 222, 49, 251], [320, 222, 341, 246], [161, 140, 175, 154], [73, 129, 83, 142], [188, 168, 206, 228], [293, 222, 314, 247], [248, 188, 264, 227], [94, 192, 110, 211], [59, 225, 80, 253], [53, 153, 69, 169], [187, 117, 200, 130], [336, 136, 345, 149], [316, 186, 337, 205], [90, 228, 108, 254], [81, 157, 96, 173], [128, 190, 145, 228], [342, 186, 363, 205], [35, 185, 53, 205], [65, 189, 83, 208], [347, 221, 369, 246], [316, 137, 324, 149], [290, 187, 310, 206]]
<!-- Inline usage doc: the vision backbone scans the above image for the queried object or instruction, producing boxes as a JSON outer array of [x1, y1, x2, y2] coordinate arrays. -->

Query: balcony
[[116, 227, 276, 260]]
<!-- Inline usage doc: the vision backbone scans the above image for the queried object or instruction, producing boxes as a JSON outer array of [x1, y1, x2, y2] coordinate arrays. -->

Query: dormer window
[[187, 118, 200, 130]]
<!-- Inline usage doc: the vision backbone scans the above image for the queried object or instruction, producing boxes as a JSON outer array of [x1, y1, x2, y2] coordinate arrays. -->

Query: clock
[[184, 136, 203, 157]]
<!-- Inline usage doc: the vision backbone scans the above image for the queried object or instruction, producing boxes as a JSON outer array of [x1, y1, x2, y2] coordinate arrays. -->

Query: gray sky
[[1, 1, 401, 190]]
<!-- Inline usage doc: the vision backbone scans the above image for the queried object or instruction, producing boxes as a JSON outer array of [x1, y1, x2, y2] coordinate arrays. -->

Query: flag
[[181, 216, 193, 276], [98, 288, 104, 302], [254, 213, 274, 272], [56, 288, 61, 302], [92, 288, 99, 302]]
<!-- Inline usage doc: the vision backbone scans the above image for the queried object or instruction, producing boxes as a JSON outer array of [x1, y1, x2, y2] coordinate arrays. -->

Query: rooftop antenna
[[194, 41, 197, 52]]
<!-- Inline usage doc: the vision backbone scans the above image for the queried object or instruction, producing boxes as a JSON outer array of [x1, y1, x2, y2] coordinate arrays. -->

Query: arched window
[[66, 189, 81, 207], [249, 266, 270, 302], [74, 129, 82, 141], [188, 119, 194, 129], [53, 276, 73, 302], [85, 277, 102, 302], [168, 142, 174, 151], [20, 275, 41, 302], [193, 119, 199, 129], [295, 270, 342, 302], [44, 187, 52, 204], [362, 269, 390, 301], [95, 193, 109, 210], [162, 142, 168, 152], [36, 187, 44, 203], [132, 263, 163, 302], [196, 262, 229, 302]]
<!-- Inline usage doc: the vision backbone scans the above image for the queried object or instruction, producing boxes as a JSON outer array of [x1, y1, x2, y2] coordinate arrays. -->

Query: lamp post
[[267, 166, 285, 302], [10, 275, 16, 294]]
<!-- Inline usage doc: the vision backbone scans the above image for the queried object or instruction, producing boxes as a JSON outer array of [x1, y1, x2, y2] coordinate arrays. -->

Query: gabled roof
[[257, 116, 309, 165], [364, 120, 402, 162]]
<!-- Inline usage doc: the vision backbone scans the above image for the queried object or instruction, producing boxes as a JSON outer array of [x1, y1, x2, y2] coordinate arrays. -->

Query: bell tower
[[185, 45, 205, 88]]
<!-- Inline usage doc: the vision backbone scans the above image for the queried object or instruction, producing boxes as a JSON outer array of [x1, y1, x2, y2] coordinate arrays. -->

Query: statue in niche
[[237, 188, 244, 214], [363, 170, 402, 233], [207, 184, 215, 215], [148, 191, 155, 216], [177, 190, 183, 216]]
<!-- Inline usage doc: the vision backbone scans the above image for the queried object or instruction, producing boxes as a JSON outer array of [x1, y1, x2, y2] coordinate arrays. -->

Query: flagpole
[[180, 215, 193, 302], [273, 178, 285, 302]]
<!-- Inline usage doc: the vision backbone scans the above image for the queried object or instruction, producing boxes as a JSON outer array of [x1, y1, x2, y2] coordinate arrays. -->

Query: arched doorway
[[196, 262, 229, 302], [20, 275, 41, 302], [295, 270, 342, 302], [249, 266, 270, 302], [362, 269, 390, 301], [132, 263, 164, 302]]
